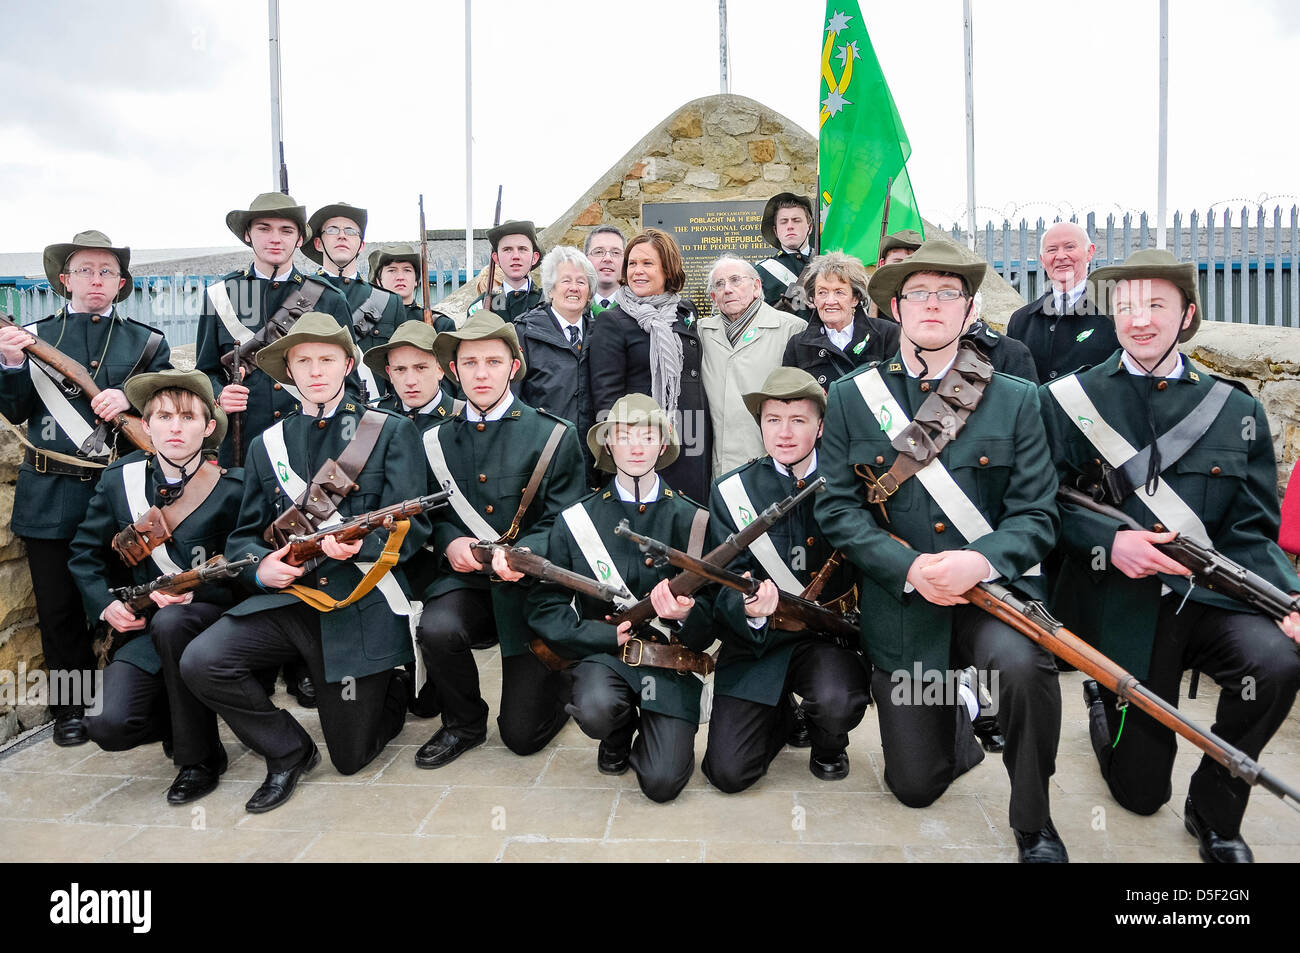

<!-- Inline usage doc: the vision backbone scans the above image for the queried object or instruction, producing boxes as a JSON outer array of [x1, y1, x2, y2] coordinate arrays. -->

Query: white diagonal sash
[[421, 425, 497, 541], [561, 503, 635, 610], [853, 367, 1041, 576], [758, 258, 800, 288], [1047, 375, 1211, 546], [122, 460, 185, 576], [28, 361, 99, 452], [207, 280, 305, 404], [717, 473, 805, 594]]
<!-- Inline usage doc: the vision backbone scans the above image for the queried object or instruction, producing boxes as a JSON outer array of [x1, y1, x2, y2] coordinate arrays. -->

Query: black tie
[[567, 325, 580, 348]]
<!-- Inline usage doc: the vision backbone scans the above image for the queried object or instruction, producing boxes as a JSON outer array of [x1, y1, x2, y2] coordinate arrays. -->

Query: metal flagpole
[[963, 0, 977, 251], [1157, 0, 1169, 249], [719, 0, 730, 94], [268, 0, 286, 193], [465, 0, 475, 285]]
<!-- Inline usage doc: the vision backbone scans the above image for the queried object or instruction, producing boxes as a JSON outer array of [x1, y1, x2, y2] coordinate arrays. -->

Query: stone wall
[[0, 426, 43, 743]]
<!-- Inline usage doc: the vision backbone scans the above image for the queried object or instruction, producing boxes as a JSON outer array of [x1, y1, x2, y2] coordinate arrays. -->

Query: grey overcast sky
[[2, 0, 1296, 253]]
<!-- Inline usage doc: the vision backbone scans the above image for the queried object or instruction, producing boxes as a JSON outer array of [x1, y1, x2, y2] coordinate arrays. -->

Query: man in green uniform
[[701, 368, 870, 791], [367, 244, 456, 332], [755, 193, 815, 308], [1041, 249, 1300, 863], [304, 201, 406, 401], [467, 220, 544, 319], [815, 239, 1068, 862], [529, 394, 715, 801], [69, 371, 244, 804], [197, 192, 359, 467], [363, 321, 457, 426], [412, 313, 585, 768], [180, 312, 430, 813], [0, 230, 171, 746]]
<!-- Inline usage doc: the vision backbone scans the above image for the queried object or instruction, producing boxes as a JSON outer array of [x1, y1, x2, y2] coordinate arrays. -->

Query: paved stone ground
[[2, 652, 1298, 863]]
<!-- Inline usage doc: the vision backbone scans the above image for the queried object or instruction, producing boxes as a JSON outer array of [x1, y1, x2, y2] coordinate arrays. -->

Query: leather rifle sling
[[497, 421, 567, 543]]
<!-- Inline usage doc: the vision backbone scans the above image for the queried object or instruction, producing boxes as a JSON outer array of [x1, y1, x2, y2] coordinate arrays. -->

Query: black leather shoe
[[787, 704, 812, 748], [1083, 678, 1103, 710], [1184, 796, 1253, 863], [1014, 820, 1069, 862], [971, 715, 1006, 753], [244, 742, 320, 814], [52, 715, 89, 747], [288, 675, 318, 709], [809, 749, 850, 781], [597, 740, 631, 776], [166, 747, 229, 805], [414, 727, 483, 769]]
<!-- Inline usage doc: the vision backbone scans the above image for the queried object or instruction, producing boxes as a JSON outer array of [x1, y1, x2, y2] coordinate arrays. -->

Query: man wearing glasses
[[584, 226, 625, 315], [305, 201, 405, 401], [0, 230, 172, 746], [698, 255, 805, 477], [816, 239, 1067, 863]]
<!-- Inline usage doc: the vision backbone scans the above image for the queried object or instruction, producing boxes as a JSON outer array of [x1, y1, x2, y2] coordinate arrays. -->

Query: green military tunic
[[421, 395, 586, 656], [398, 300, 456, 334], [757, 249, 812, 307], [223, 401, 431, 683], [377, 389, 457, 431], [707, 456, 862, 706], [195, 265, 359, 463], [815, 352, 1059, 675], [68, 453, 246, 674], [467, 282, 544, 321], [1041, 350, 1300, 679], [0, 307, 171, 539], [315, 270, 405, 353], [528, 480, 715, 722]]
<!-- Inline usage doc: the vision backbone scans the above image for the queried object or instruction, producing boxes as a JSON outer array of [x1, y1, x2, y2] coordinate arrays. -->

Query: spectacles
[[66, 268, 121, 279], [588, 247, 622, 259], [710, 275, 754, 291], [320, 226, 361, 237], [899, 289, 966, 303]]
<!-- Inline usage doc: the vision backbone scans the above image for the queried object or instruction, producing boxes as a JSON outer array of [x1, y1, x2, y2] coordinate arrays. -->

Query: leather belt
[[529, 636, 716, 676], [24, 447, 98, 480]]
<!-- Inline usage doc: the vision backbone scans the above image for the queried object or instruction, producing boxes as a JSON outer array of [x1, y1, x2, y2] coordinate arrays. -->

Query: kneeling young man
[[529, 395, 715, 802], [815, 239, 1067, 862], [70, 371, 244, 804], [702, 367, 871, 792], [413, 313, 585, 768], [181, 312, 430, 813], [1042, 249, 1300, 863]]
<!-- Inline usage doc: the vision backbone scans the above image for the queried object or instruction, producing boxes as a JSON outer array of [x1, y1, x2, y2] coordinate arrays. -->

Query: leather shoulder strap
[[499, 421, 566, 543], [301, 410, 388, 520]]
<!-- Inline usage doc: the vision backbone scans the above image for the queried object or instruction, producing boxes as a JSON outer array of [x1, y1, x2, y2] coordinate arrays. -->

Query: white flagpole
[[1157, 0, 1169, 249], [268, 0, 285, 193], [719, 0, 730, 94], [464, 0, 474, 282], [963, 0, 977, 251]]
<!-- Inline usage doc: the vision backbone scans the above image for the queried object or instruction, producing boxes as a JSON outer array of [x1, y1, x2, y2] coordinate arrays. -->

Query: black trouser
[[1088, 599, 1300, 838], [149, 602, 227, 766], [180, 602, 406, 775], [872, 606, 1061, 832], [84, 658, 167, 751], [702, 640, 872, 793], [415, 588, 569, 754], [23, 536, 95, 719], [567, 661, 697, 803]]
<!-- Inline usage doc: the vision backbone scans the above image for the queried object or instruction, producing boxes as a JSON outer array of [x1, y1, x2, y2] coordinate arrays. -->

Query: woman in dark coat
[[587, 228, 711, 502]]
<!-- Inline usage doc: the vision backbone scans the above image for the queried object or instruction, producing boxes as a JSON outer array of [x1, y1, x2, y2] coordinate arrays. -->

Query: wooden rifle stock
[[282, 490, 451, 568], [469, 541, 632, 603], [112, 554, 259, 613], [0, 311, 154, 455], [968, 581, 1300, 811], [612, 521, 860, 645], [608, 477, 825, 629]]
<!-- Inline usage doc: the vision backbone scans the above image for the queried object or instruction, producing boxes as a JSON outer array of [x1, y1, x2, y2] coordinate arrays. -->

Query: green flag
[[818, 4, 924, 264]]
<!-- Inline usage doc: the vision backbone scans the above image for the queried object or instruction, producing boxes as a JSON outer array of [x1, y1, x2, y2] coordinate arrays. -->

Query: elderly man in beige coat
[[699, 255, 806, 478]]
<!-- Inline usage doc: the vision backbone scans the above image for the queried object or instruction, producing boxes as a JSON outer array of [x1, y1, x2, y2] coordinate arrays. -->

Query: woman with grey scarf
[[587, 228, 713, 502]]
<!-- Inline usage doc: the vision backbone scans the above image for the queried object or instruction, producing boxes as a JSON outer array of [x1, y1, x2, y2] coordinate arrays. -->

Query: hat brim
[[433, 327, 525, 383], [304, 205, 368, 266], [585, 419, 680, 473], [741, 387, 826, 423], [761, 193, 814, 250], [226, 206, 308, 247], [123, 371, 228, 450], [43, 243, 133, 303], [255, 327, 358, 386], [1088, 264, 1202, 342], [867, 257, 986, 319]]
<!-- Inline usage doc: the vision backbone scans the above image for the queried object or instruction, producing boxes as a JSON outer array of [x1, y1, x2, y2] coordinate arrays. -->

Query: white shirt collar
[[1055, 278, 1088, 308], [403, 394, 444, 414], [1121, 350, 1184, 379], [464, 390, 515, 422], [825, 324, 854, 350], [903, 351, 958, 379], [551, 306, 583, 338], [771, 449, 818, 478], [502, 277, 531, 294], [781, 242, 812, 257], [252, 263, 295, 281], [614, 474, 661, 503]]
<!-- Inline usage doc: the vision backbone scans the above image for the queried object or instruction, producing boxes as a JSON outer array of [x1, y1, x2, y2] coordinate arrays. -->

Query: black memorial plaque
[[642, 201, 770, 318]]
